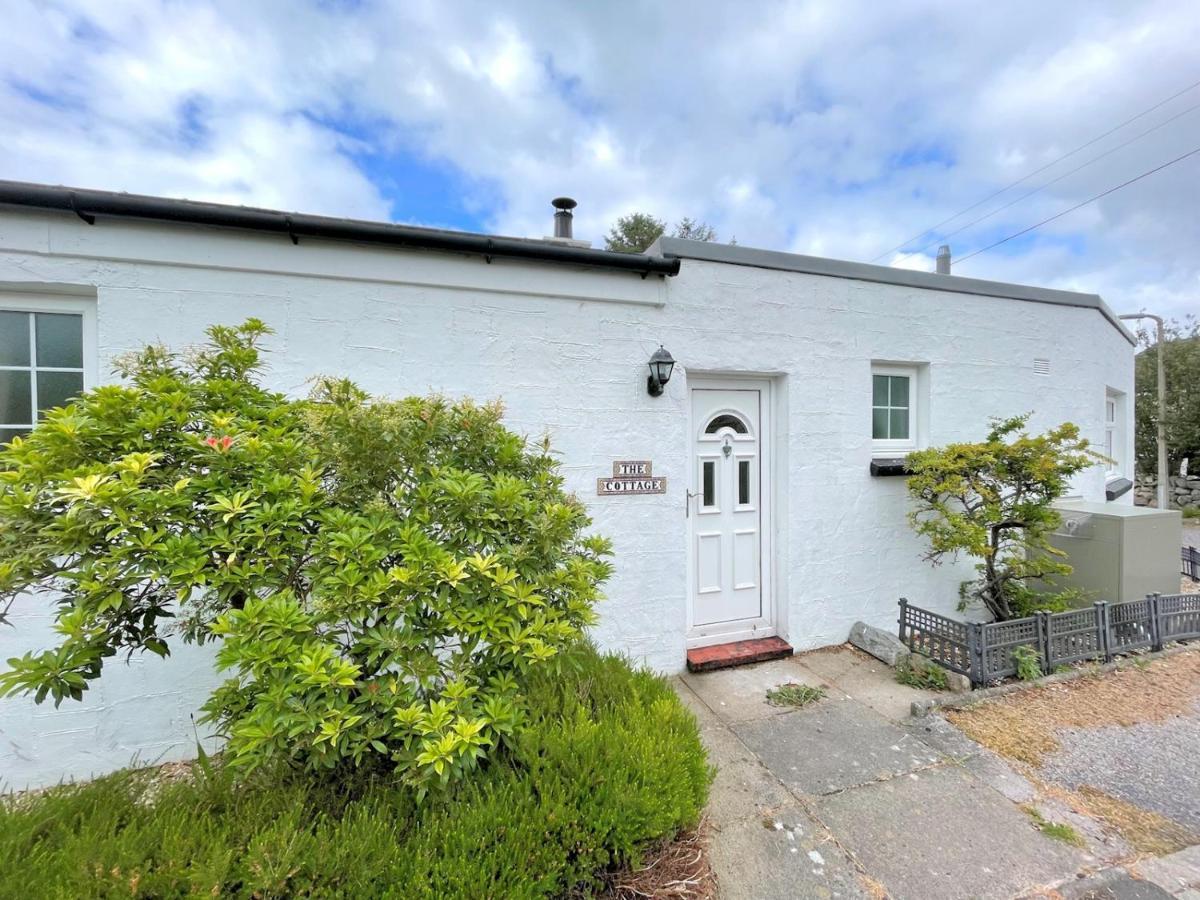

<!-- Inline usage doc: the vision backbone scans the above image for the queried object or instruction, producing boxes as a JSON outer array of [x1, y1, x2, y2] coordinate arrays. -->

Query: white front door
[[689, 383, 770, 644]]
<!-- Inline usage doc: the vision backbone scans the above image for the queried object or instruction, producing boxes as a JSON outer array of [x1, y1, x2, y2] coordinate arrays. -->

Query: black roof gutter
[[0, 180, 681, 278]]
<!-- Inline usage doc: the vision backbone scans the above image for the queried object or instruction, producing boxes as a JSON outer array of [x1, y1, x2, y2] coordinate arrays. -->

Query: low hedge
[[0, 646, 711, 899]]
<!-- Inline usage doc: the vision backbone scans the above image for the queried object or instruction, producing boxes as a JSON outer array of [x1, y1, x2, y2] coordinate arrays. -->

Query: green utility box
[[1043, 500, 1181, 605]]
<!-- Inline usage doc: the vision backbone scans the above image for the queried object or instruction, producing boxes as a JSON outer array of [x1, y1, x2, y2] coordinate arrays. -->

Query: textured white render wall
[[0, 211, 1133, 788]]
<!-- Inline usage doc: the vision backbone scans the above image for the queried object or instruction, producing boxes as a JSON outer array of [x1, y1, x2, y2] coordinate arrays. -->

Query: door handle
[[686, 489, 697, 518]]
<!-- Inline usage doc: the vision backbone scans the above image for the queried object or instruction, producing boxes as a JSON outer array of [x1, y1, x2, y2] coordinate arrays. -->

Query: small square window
[[871, 364, 921, 454]]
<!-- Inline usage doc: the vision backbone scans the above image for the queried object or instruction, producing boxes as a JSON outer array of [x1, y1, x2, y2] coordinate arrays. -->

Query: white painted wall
[[0, 210, 1134, 788]]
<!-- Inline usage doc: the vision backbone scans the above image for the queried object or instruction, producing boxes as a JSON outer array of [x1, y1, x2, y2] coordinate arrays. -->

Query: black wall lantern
[[646, 345, 675, 397]]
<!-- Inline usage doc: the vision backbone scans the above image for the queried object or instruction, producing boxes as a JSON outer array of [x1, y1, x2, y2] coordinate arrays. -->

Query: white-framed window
[[0, 295, 96, 444], [1104, 388, 1125, 476], [871, 363, 918, 454]]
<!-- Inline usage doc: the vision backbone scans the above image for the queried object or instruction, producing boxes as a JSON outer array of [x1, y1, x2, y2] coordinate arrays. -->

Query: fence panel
[[1045, 606, 1105, 668], [1184, 546, 1199, 582], [898, 600, 975, 678], [979, 617, 1039, 683], [1108, 597, 1154, 653], [1157, 593, 1200, 643]]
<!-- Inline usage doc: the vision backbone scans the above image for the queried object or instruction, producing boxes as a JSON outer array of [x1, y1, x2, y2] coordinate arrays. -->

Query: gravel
[[1039, 698, 1200, 833]]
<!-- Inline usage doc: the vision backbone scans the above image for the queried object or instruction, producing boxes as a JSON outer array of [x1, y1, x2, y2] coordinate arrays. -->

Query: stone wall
[[1135, 472, 1200, 509]]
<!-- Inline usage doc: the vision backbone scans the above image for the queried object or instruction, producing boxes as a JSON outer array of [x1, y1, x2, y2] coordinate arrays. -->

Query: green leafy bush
[[0, 646, 711, 899], [1012, 644, 1044, 681], [0, 320, 323, 701], [0, 322, 611, 789]]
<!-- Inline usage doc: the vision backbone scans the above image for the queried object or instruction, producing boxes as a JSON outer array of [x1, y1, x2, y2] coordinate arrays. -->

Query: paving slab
[[733, 697, 943, 795], [707, 802, 871, 900], [1131, 844, 1200, 894], [798, 651, 940, 722], [1050, 869, 1175, 899], [816, 765, 1089, 900], [680, 657, 829, 724]]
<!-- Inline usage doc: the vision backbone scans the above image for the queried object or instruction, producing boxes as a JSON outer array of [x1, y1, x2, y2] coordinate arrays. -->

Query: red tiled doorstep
[[686, 636, 794, 673]]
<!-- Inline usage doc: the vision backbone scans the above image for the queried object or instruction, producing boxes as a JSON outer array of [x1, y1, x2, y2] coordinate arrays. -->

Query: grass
[[1022, 806, 1085, 847], [765, 682, 825, 708], [0, 645, 712, 900], [895, 659, 949, 691], [1181, 505, 1199, 519]]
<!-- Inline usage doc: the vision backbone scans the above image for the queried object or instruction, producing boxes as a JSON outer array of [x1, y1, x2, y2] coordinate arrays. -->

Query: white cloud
[[1, 0, 1198, 319]]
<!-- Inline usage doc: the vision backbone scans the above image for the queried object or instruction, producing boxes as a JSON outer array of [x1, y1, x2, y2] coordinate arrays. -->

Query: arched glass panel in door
[[704, 413, 748, 435]]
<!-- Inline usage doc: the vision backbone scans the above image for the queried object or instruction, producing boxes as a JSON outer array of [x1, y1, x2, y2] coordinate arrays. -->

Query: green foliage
[[905, 415, 1097, 621], [204, 379, 611, 788], [603, 213, 718, 253], [0, 646, 711, 900], [765, 682, 824, 707], [1134, 316, 1200, 471], [1023, 806, 1085, 847], [1182, 505, 1199, 520], [895, 657, 949, 691], [1012, 644, 1043, 682], [0, 320, 322, 705], [0, 322, 611, 790]]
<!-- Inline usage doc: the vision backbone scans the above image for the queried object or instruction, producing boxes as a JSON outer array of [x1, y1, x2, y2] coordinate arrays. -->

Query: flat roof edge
[[0, 180, 681, 278], [655, 237, 1135, 345]]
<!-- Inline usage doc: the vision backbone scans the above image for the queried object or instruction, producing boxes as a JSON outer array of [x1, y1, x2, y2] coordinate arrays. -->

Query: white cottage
[[0, 182, 1135, 788]]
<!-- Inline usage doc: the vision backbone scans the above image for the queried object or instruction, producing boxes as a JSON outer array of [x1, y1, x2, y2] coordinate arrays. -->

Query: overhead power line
[[951, 143, 1200, 267], [893, 98, 1200, 263], [870, 74, 1200, 262]]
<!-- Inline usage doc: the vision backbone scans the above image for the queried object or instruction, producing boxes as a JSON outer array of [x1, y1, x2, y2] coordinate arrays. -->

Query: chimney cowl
[[936, 244, 951, 275], [552, 197, 577, 239]]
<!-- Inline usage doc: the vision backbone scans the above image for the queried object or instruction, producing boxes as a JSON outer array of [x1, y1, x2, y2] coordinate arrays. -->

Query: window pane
[[890, 408, 909, 440], [872, 408, 889, 439], [738, 459, 750, 505], [0, 311, 30, 367], [35, 313, 83, 368], [702, 460, 715, 507], [704, 413, 748, 434], [0, 370, 32, 424], [0, 427, 28, 445], [872, 374, 888, 406], [36, 371, 83, 416], [889, 375, 909, 407]]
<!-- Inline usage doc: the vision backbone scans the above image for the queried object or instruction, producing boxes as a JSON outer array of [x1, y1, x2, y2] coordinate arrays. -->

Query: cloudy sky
[[3, 0, 1198, 320]]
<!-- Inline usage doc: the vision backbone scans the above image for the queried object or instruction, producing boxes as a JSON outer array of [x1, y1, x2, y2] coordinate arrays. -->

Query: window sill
[[869, 458, 911, 477]]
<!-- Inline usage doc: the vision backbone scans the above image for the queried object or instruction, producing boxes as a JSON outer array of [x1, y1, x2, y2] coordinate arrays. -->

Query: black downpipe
[[0, 181, 680, 277]]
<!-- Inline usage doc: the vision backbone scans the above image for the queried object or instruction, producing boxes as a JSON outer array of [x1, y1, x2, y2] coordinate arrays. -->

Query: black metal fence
[[1184, 545, 1199, 582], [898, 594, 1200, 687]]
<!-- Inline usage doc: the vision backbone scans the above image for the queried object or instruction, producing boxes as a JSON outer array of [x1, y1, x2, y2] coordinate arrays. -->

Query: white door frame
[[686, 375, 775, 648]]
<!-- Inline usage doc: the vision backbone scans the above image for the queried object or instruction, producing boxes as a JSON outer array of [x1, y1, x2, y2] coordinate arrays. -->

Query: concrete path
[[676, 645, 1200, 899]]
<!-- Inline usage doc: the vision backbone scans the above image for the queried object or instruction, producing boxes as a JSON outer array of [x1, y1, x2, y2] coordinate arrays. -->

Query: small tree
[[604, 213, 718, 253], [0, 322, 610, 789], [905, 415, 1096, 620], [1135, 316, 1200, 473]]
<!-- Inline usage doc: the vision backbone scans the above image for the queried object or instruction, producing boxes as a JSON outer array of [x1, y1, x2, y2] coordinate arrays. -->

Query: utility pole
[[1119, 313, 1168, 510]]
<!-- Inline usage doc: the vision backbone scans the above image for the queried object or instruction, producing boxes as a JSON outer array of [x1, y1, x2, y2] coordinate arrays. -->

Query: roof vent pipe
[[552, 197, 577, 239], [936, 244, 951, 274]]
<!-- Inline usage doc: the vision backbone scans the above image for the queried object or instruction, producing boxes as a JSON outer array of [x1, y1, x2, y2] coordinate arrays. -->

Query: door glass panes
[[738, 459, 751, 505], [872, 374, 911, 440], [705, 413, 748, 434], [0, 310, 85, 437], [702, 460, 716, 508]]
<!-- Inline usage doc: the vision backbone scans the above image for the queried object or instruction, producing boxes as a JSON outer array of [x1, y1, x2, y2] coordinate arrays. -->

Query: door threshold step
[[686, 636, 794, 673]]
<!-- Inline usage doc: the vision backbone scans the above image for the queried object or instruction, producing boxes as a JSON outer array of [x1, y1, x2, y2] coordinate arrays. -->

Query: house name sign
[[597, 460, 666, 495]]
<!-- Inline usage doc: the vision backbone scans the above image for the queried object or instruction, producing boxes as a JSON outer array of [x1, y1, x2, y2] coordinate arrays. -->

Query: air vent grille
[[1033, 358, 1051, 376]]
